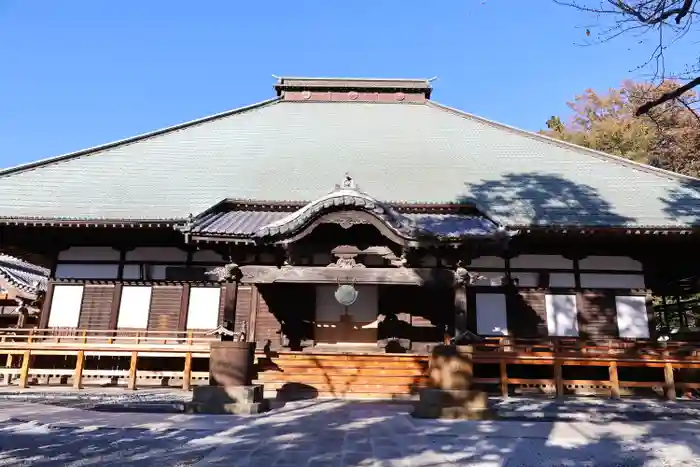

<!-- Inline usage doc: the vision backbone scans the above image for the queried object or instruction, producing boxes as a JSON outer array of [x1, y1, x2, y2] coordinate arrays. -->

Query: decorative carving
[[328, 256, 366, 269], [453, 261, 486, 286], [207, 263, 243, 283], [341, 174, 356, 189], [328, 215, 368, 230], [253, 180, 423, 242]]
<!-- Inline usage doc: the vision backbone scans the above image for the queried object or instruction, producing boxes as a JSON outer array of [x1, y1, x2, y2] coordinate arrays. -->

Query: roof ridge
[[0, 97, 282, 178], [427, 100, 700, 186]]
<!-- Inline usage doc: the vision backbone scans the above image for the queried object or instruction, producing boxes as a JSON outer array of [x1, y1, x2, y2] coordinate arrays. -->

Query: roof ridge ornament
[[335, 173, 358, 191]]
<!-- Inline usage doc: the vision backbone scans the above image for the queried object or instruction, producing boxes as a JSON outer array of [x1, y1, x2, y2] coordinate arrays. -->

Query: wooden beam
[[240, 265, 454, 286]]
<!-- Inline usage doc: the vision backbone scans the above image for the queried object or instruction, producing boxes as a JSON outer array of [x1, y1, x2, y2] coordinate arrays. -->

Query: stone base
[[186, 385, 270, 415], [412, 388, 497, 420]]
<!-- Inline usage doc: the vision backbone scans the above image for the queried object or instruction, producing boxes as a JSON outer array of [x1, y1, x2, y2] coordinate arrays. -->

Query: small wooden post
[[127, 351, 138, 390], [553, 340, 563, 398], [73, 350, 85, 389], [182, 331, 193, 391], [609, 360, 620, 399], [2, 336, 12, 386], [499, 359, 508, 398], [18, 350, 31, 389], [664, 361, 676, 401], [72, 331, 88, 390]]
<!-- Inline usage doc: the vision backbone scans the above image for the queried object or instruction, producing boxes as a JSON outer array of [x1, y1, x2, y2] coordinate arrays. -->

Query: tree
[[543, 80, 700, 177], [555, 0, 700, 117]]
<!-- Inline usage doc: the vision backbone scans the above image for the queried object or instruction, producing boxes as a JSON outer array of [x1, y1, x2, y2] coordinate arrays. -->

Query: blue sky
[[0, 1, 695, 168]]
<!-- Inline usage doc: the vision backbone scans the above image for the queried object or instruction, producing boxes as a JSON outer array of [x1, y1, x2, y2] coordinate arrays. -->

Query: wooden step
[[258, 381, 423, 395], [257, 353, 428, 363], [256, 374, 428, 385], [256, 359, 427, 370], [256, 366, 425, 376]]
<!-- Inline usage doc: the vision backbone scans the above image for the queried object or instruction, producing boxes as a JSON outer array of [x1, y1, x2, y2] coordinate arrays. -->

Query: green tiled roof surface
[[1, 98, 699, 228]]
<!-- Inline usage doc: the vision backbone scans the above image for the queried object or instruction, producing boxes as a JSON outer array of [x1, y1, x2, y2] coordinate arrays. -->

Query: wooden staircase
[[254, 352, 430, 400]]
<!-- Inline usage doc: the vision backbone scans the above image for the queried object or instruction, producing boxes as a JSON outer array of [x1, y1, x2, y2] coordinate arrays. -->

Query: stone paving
[[0, 391, 697, 466]]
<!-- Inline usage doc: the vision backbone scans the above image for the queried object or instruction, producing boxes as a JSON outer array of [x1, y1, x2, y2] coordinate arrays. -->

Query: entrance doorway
[[314, 285, 378, 344]]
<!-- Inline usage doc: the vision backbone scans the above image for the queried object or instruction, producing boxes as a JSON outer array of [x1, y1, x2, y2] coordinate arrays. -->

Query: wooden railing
[[0, 329, 697, 399], [465, 337, 700, 399]]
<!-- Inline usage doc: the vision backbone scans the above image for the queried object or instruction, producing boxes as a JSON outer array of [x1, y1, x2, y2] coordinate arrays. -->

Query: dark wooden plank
[[77, 285, 114, 330]]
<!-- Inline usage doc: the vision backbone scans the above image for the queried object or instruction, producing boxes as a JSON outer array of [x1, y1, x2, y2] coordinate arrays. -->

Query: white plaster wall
[[510, 272, 539, 287], [469, 256, 506, 268], [545, 294, 579, 337], [122, 265, 143, 280], [58, 247, 120, 261], [192, 250, 225, 262], [510, 255, 573, 270], [48, 285, 84, 328], [471, 272, 506, 286], [580, 274, 645, 289], [475, 293, 508, 335], [549, 273, 577, 288], [117, 286, 152, 329], [579, 256, 643, 271], [144, 265, 182, 280], [615, 296, 650, 338], [125, 247, 187, 262], [186, 287, 222, 330], [55, 264, 120, 280]]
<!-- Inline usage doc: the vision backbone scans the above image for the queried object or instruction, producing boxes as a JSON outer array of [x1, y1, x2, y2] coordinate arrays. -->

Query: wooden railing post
[[499, 360, 508, 398], [182, 331, 193, 391], [2, 336, 12, 386], [73, 330, 88, 390], [609, 361, 620, 399], [18, 350, 31, 389], [553, 339, 563, 398], [664, 361, 676, 401], [127, 351, 138, 390]]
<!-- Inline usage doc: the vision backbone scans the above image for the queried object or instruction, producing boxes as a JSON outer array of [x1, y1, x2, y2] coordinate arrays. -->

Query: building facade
[[1, 77, 699, 353]]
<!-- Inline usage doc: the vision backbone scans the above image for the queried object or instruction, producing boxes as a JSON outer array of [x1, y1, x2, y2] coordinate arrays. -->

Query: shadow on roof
[[460, 172, 635, 228]]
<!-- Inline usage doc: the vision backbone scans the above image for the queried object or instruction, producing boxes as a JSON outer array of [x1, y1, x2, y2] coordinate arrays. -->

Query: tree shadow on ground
[[0, 396, 699, 466], [460, 172, 635, 227]]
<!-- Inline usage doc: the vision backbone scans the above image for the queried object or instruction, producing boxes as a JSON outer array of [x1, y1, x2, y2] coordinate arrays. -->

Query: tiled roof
[[0, 255, 49, 297], [1, 82, 699, 228], [190, 209, 499, 239]]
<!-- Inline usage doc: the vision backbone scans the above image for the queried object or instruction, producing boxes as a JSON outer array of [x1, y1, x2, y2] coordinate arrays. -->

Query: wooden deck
[[0, 328, 698, 400]]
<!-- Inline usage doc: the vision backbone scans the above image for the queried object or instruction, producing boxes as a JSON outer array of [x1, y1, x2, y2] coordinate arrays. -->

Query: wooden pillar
[[182, 331, 193, 391], [609, 361, 620, 399], [499, 359, 508, 398], [177, 284, 192, 333], [107, 284, 123, 342], [18, 350, 30, 389], [38, 283, 55, 329], [248, 286, 260, 343], [553, 340, 564, 398], [73, 331, 87, 390], [222, 282, 239, 328], [127, 351, 138, 390], [664, 361, 676, 401]]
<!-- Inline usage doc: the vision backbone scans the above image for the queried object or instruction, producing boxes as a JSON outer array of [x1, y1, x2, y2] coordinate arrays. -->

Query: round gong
[[335, 284, 359, 306]]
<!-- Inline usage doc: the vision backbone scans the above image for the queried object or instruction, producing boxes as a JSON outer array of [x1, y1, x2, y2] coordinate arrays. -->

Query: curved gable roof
[[0, 90, 699, 229]]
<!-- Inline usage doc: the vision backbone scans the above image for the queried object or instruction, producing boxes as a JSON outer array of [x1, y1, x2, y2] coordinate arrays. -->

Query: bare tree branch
[[556, 0, 700, 117], [636, 75, 700, 115]]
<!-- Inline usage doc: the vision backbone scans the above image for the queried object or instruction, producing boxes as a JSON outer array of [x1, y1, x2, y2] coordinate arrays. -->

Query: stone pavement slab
[[0, 396, 697, 465]]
